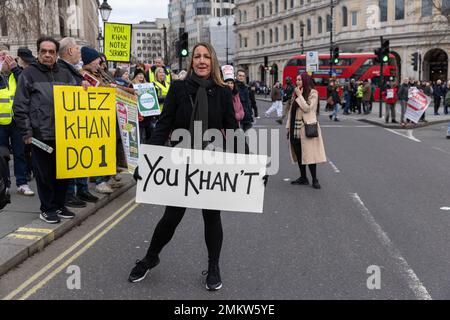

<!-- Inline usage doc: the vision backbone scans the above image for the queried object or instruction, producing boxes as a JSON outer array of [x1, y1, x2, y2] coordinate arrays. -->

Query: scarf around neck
[[187, 73, 214, 149]]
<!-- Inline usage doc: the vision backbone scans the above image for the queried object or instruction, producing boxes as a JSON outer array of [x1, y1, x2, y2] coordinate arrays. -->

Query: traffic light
[[381, 39, 390, 63], [374, 40, 389, 64], [411, 52, 418, 71], [179, 32, 189, 58], [332, 47, 340, 64]]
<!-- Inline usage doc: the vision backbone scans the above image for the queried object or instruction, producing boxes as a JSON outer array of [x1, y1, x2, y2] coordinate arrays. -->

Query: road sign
[[306, 51, 319, 73]]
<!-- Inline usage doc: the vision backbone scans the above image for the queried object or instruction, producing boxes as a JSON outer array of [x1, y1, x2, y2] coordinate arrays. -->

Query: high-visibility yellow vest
[[153, 80, 170, 110], [149, 68, 171, 87], [0, 73, 16, 126]]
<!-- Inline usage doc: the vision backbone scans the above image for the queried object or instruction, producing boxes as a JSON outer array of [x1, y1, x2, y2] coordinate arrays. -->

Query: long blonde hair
[[187, 42, 225, 87]]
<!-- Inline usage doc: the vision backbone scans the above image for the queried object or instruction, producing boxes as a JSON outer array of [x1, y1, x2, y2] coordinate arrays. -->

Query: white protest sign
[[306, 51, 319, 73], [136, 145, 268, 213], [406, 88, 431, 123], [133, 83, 161, 117], [386, 89, 394, 99], [221, 65, 235, 81]]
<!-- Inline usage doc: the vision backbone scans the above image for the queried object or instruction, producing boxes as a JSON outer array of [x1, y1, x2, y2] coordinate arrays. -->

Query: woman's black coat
[[149, 79, 239, 146]]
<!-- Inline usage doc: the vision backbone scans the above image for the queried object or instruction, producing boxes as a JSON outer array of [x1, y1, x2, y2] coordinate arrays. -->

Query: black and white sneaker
[[57, 207, 76, 219], [203, 264, 222, 291], [128, 256, 160, 283], [40, 211, 61, 224]]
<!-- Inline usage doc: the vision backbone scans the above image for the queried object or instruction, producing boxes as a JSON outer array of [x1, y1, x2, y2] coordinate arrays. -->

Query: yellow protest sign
[[54, 86, 117, 179], [104, 22, 132, 62]]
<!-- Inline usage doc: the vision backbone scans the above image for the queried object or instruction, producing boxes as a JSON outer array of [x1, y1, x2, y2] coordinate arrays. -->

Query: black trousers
[[290, 138, 317, 181], [434, 97, 441, 114], [146, 206, 223, 264], [32, 141, 69, 213]]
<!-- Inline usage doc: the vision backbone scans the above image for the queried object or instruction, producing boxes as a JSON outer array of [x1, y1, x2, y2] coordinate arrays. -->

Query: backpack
[[0, 146, 11, 210], [445, 90, 450, 107]]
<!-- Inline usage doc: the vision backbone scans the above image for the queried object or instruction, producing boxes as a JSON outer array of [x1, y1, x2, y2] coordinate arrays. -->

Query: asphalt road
[[1, 100, 450, 300]]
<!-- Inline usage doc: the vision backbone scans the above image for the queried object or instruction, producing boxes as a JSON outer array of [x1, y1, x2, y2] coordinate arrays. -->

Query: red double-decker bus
[[283, 53, 398, 100]]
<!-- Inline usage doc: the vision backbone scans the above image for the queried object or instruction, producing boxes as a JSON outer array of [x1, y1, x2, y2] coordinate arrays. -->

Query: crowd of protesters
[[0, 36, 192, 224]]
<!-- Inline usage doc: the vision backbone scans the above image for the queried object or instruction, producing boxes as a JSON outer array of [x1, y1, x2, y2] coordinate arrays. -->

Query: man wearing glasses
[[13, 37, 78, 224]]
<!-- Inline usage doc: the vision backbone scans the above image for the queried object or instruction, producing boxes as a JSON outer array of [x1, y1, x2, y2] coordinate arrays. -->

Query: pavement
[[256, 95, 450, 130], [0, 172, 135, 277]]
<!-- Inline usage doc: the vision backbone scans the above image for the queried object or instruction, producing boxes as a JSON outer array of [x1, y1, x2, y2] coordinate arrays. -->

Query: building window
[[443, 0, 450, 14], [290, 23, 294, 39], [270, 29, 273, 43], [269, 2, 273, 15], [307, 18, 311, 36], [291, 0, 294, 8], [1, 17, 8, 37], [257, 32, 260, 46], [256, 6, 259, 19], [342, 6, 348, 27], [245, 38, 248, 47], [275, 0, 279, 13], [262, 30, 265, 45], [318, 16, 323, 33], [326, 14, 331, 32], [352, 11, 358, 26], [239, 34, 242, 48], [261, 4, 265, 17], [275, 27, 279, 42], [284, 25, 287, 41], [379, 0, 388, 22], [284, 0, 287, 11], [395, 0, 405, 20]]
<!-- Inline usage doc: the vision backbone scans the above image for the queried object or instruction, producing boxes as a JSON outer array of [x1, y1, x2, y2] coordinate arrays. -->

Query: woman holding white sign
[[286, 73, 327, 189], [129, 43, 240, 291]]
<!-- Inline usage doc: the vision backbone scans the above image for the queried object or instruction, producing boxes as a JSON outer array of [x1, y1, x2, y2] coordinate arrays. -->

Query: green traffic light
[[181, 49, 188, 57], [334, 58, 339, 64], [382, 55, 389, 63]]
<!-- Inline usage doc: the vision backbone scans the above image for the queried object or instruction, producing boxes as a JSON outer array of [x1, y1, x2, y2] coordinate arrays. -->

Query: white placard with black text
[[136, 145, 268, 213]]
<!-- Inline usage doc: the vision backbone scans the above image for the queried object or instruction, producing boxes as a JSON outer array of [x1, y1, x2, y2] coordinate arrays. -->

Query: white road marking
[[440, 207, 450, 211], [328, 158, 341, 173], [350, 193, 432, 300], [433, 147, 450, 156], [283, 178, 291, 182], [385, 128, 421, 142]]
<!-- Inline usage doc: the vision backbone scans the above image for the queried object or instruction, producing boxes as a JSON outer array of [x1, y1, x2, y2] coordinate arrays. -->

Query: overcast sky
[[104, 0, 169, 24]]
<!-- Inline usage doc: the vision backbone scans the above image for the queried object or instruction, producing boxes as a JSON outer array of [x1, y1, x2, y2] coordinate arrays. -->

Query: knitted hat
[[17, 47, 35, 63], [133, 68, 146, 79], [81, 46, 100, 65]]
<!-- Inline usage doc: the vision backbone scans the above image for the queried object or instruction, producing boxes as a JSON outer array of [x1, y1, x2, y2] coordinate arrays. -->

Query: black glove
[[262, 175, 269, 187], [133, 166, 143, 182]]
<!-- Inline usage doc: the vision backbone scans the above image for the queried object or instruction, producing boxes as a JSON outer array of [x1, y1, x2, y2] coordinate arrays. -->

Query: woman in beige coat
[[286, 73, 327, 189]]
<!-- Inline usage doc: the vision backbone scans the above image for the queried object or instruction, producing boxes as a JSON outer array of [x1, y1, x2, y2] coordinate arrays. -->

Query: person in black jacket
[[235, 69, 253, 131], [13, 37, 78, 224], [129, 42, 240, 291]]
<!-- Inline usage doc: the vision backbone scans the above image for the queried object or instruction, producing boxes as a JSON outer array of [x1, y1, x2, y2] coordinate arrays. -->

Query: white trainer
[[17, 185, 35, 196], [95, 182, 114, 194]]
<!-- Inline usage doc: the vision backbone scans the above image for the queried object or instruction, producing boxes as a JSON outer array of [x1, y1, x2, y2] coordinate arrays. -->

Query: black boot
[[312, 179, 321, 190], [203, 262, 222, 291], [128, 255, 160, 283]]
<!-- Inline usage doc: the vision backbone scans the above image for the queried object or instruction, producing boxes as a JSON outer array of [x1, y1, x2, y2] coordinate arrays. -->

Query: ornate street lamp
[[99, 0, 112, 22]]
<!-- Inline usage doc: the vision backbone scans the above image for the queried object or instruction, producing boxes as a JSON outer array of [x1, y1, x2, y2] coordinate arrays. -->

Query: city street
[[1, 100, 450, 300]]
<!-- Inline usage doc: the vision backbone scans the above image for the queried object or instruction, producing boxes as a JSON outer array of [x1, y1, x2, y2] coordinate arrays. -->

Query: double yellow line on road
[[2, 198, 139, 300]]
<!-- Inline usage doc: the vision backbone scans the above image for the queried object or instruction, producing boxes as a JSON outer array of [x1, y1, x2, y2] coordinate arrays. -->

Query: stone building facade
[[0, 0, 100, 55], [131, 19, 169, 64], [234, 0, 450, 86], [168, 0, 237, 70]]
